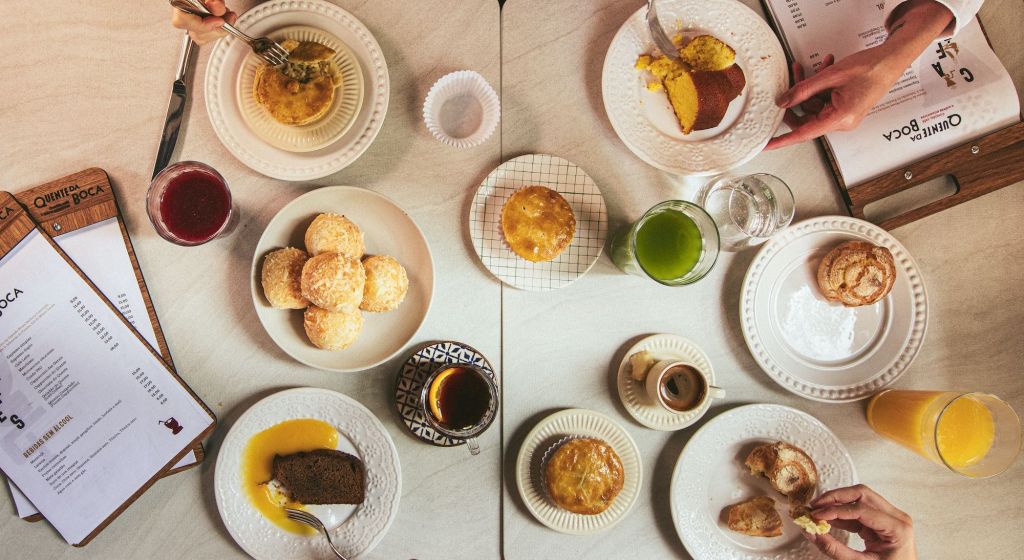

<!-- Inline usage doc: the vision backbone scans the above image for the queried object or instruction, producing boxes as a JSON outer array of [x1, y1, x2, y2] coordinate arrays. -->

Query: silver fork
[[646, 0, 679, 60], [169, 0, 288, 66], [284, 508, 348, 560]]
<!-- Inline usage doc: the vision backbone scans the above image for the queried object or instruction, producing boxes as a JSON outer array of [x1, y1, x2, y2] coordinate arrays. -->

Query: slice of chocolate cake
[[271, 449, 366, 505]]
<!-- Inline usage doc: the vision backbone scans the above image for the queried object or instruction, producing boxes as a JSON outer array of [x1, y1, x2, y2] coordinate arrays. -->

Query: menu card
[[0, 192, 215, 545], [764, 0, 1021, 185], [5, 170, 202, 520]]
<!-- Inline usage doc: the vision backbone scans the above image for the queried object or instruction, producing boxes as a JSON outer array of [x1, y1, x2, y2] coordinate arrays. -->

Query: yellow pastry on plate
[[544, 438, 624, 515], [300, 252, 365, 313], [724, 496, 783, 537], [501, 186, 576, 263], [360, 255, 408, 312], [305, 213, 365, 258], [303, 305, 363, 350], [261, 247, 309, 309], [254, 39, 341, 126]]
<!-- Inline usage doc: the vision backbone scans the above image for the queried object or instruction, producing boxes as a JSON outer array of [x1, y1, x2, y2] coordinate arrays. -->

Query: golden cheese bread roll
[[300, 252, 365, 313], [817, 241, 897, 307], [305, 213, 365, 258], [360, 255, 409, 312], [261, 247, 309, 309], [303, 305, 363, 350]]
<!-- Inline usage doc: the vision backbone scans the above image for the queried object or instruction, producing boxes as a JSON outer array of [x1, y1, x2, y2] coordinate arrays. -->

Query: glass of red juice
[[147, 161, 236, 246]]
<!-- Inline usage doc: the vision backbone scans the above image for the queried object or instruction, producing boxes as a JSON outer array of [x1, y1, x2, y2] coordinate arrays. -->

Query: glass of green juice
[[610, 200, 720, 285]]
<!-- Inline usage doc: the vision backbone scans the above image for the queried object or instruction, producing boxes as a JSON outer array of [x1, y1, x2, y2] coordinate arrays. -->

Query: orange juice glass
[[867, 390, 1021, 478]]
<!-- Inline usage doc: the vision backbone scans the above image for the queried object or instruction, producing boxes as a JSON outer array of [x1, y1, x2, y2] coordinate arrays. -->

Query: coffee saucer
[[615, 334, 717, 431], [394, 341, 496, 447]]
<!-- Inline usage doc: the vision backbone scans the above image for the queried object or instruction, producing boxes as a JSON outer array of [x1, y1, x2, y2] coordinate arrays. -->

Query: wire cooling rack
[[469, 154, 608, 291]]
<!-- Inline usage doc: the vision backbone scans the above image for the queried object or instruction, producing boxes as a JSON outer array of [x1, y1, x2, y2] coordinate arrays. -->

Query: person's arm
[[764, 0, 955, 150], [170, 0, 237, 45], [886, 0, 983, 37]]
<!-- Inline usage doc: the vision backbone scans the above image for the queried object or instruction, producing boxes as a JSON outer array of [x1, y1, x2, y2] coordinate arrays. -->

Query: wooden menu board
[[6, 168, 204, 523], [0, 191, 216, 545]]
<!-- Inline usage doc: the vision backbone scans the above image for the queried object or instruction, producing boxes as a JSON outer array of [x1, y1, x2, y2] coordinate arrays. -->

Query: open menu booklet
[[0, 191, 215, 545], [764, 0, 1021, 186]]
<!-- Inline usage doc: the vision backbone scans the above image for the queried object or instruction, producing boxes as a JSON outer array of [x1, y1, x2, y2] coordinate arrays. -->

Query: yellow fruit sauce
[[867, 391, 995, 473], [242, 418, 340, 534]]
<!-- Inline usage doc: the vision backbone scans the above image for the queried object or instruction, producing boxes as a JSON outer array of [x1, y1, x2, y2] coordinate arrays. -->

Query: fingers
[[170, 5, 232, 45], [764, 104, 840, 150], [813, 484, 906, 520], [812, 502, 909, 539], [804, 532, 869, 560], [203, 0, 228, 17]]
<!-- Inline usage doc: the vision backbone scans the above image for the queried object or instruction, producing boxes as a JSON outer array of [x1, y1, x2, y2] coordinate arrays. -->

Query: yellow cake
[[679, 35, 736, 71]]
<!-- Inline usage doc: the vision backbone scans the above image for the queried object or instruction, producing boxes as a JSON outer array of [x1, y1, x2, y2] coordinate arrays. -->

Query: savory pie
[[254, 39, 342, 126], [544, 438, 624, 515], [501, 186, 576, 262]]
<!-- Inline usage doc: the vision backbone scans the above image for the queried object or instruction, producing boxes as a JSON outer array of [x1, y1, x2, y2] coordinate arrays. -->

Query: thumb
[[806, 533, 869, 560]]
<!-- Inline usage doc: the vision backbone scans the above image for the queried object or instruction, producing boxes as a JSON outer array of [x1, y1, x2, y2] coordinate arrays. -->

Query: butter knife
[[152, 32, 197, 179]]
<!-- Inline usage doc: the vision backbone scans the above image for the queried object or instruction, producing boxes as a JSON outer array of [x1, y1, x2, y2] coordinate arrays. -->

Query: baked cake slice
[[272, 449, 366, 505]]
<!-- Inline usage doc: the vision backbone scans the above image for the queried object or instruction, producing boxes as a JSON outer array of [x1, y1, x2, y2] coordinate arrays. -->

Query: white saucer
[[616, 334, 717, 431], [515, 408, 641, 535]]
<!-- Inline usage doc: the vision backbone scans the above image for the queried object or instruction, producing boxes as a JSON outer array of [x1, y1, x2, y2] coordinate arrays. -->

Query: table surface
[[1, 0, 1022, 559]]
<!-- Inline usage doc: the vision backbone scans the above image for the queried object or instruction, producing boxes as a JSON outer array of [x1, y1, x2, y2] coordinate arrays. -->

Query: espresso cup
[[419, 363, 498, 455], [644, 360, 725, 415]]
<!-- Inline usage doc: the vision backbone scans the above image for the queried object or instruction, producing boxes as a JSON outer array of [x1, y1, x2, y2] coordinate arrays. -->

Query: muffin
[[360, 255, 409, 312], [303, 306, 363, 350], [305, 213, 365, 258], [501, 186, 576, 263], [261, 247, 309, 309], [544, 438, 624, 515], [300, 252, 365, 313]]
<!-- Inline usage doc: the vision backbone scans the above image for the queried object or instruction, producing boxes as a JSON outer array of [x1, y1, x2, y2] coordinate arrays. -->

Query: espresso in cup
[[420, 363, 498, 455], [645, 359, 725, 415]]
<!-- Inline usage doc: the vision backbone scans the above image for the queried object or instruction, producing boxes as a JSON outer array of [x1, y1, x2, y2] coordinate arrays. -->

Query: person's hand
[[170, 0, 238, 45], [764, 0, 954, 150], [805, 484, 916, 560], [764, 46, 908, 150]]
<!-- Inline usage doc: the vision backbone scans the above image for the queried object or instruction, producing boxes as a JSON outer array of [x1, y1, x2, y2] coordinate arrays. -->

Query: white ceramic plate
[[215, 388, 401, 560], [206, 0, 389, 180], [601, 0, 787, 175], [251, 186, 434, 372], [469, 154, 608, 291], [670, 404, 857, 560], [740, 216, 927, 402], [237, 25, 364, 152], [615, 333, 718, 431], [515, 408, 641, 534]]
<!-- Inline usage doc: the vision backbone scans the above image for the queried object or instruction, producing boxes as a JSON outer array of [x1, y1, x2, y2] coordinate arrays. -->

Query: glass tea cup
[[609, 200, 720, 286], [695, 173, 794, 251], [147, 161, 237, 246], [419, 363, 498, 455], [867, 390, 1022, 478]]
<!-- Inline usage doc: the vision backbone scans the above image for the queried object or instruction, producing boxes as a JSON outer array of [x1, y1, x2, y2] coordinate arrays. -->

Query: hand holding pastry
[[170, 0, 238, 45], [804, 484, 917, 560]]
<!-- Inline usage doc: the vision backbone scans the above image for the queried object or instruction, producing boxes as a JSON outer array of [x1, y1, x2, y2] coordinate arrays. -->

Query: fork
[[646, 0, 679, 60], [169, 0, 288, 66], [285, 508, 349, 560]]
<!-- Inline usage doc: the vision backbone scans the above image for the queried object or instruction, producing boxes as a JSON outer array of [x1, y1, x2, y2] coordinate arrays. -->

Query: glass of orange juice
[[867, 390, 1022, 478]]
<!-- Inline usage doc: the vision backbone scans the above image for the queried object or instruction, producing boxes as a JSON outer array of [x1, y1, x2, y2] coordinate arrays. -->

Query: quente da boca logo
[[0, 288, 23, 318], [32, 183, 106, 209]]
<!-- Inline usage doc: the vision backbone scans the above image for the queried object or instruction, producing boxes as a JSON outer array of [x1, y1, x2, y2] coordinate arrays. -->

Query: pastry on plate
[[745, 441, 819, 509], [254, 39, 341, 126], [300, 252, 366, 313], [501, 186, 576, 263], [272, 448, 366, 504], [303, 305, 363, 350], [679, 35, 736, 71], [360, 255, 408, 312], [305, 213, 365, 258], [724, 496, 783, 537], [261, 247, 309, 309], [817, 241, 897, 307], [544, 437, 624, 515]]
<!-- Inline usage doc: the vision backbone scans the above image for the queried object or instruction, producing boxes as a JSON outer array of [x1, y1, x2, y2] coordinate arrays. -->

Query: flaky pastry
[[501, 186, 576, 263], [816, 241, 897, 307], [544, 438, 624, 515], [725, 496, 783, 537]]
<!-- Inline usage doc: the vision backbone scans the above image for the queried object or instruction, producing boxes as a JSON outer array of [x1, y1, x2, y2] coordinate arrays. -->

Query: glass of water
[[695, 173, 794, 251]]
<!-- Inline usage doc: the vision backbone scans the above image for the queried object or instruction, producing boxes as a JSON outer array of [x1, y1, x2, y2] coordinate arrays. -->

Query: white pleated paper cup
[[423, 70, 500, 148]]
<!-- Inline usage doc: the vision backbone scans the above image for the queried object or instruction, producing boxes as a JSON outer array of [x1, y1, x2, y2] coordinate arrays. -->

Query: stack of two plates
[[206, 0, 389, 180]]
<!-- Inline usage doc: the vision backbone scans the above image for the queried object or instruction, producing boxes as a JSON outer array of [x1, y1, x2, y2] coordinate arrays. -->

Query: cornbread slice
[[663, 70, 733, 134], [679, 35, 736, 71]]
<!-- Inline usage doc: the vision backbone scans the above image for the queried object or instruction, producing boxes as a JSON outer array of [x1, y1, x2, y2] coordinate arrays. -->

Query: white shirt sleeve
[[884, 0, 984, 37]]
